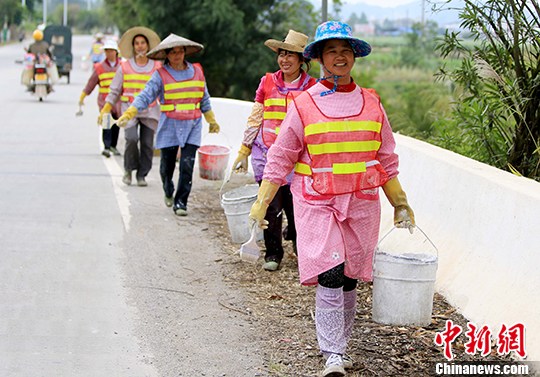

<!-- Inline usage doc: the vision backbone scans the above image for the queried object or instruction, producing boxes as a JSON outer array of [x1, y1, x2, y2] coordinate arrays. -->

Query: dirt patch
[[193, 177, 523, 377]]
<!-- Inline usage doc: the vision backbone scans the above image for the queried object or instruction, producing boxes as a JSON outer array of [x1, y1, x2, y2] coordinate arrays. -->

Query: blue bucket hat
[[303, 21, 371, 59]]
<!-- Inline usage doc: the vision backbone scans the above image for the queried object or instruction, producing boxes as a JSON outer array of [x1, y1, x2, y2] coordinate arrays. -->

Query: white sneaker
[[342, 354, 353, 369], [324, 353, 353, 369], [321, 353, 345, 377]]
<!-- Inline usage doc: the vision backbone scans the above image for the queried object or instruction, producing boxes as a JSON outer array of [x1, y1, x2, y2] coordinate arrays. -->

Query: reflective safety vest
[[261, 73, 288, 147], [94, 62, 118, 101], [293, 88, 389, 195], [91, 42, 103, 55], [120, 60, 160, 107], [158, 63, 205, 120]]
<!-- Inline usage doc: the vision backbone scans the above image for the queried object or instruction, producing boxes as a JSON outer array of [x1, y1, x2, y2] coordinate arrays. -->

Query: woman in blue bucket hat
[[249, 21, 416, 376]]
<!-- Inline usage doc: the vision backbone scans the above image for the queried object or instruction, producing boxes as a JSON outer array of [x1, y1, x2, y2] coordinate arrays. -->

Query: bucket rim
[[221, 184, 259, 202], [375, 251, 438, 264], [198, 144, 231, 156]]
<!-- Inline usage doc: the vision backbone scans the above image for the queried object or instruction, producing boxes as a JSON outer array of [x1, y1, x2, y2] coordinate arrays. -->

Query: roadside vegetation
[[6, 0, 539, 180]]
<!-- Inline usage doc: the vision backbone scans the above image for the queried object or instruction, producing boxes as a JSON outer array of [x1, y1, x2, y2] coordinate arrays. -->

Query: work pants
[[102, 125, 119, 149], [124, 122, 154, 179], [160, 143, 198, 208], [263, 184, 296, 262]]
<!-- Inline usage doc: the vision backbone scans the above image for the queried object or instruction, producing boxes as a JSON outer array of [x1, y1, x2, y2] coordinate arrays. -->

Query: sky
[[314, 0, 420, 8]]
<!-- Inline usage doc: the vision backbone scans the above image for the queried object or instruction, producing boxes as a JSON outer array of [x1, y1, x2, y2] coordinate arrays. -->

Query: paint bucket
[[372, 226, 438, 326], [221, 184, 259, 243], [198, 145, 230, 180]]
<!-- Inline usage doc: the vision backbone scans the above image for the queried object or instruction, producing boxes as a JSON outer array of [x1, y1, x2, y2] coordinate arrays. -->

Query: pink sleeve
[[253, 75, 266, 104], [377, 104, 400, 179], [82, 69, 99, 96], [263, 101, 305, 185]]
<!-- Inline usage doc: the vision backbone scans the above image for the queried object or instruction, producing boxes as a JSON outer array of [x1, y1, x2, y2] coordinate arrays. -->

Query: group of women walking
[[81, 20, 416, 377], [244, 21, 416, 377]]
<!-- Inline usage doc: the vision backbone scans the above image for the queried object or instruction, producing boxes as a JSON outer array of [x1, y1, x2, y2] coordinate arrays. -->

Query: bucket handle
[[201, 130, 232, 149], [373, 225, 438, 267], [218, 167, 234, 198]]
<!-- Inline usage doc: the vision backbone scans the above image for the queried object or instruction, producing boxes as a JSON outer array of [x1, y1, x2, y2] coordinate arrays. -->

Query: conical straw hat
[[118, 26, 161, 59], [146, 33, 204, 60]]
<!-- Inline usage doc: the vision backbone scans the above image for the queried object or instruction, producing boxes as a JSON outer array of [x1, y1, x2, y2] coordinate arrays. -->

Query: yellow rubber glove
[[232, 145, 251, 173], [98, 102, 113, 126], [249, 180, 280, 229], [117, 106, 138, 128], [382, 177, 416, 233], [203, 110, 220, 133], [79, 92, 86, 106]]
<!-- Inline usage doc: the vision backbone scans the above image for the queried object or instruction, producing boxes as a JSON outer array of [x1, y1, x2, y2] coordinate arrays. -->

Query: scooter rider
[[22, 29, 58, 89]]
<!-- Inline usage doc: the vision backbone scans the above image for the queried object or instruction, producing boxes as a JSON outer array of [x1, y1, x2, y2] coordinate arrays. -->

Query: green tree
[[1, 0, 24, 26], [436, 0, 540, 180], [50, 3, 80, 26], [347, 12, 360, 26], [347, 11, 368, 26], [400, 21, 438, 68], [104, 0, 318, 100]]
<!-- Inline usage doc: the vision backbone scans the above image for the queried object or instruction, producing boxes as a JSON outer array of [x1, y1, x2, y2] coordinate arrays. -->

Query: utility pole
[[43, 0, 47, 26], [421, 0, 426, 47], [63, 0, 68, 26], [320, 0, 328, 78]]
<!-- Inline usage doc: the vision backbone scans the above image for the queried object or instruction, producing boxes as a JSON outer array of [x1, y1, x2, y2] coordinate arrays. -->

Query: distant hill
[[313, 0, 464, 26]]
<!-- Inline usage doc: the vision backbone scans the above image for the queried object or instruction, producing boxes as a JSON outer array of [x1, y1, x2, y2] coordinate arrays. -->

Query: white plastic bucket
[[372, 226, 438, 326], [221, 184, 259, 243]]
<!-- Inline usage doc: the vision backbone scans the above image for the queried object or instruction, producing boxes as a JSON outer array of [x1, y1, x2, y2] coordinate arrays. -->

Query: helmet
[[32, 29, 44, 41], [102, 39, 119, 52], [95, 32, 104, 40]]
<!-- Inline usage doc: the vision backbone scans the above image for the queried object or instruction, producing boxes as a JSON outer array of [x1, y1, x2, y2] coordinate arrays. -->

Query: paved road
[[0, 35, 263, 377]]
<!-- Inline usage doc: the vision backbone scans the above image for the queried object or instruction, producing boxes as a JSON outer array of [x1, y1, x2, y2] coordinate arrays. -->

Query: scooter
[[19, 53, 53, 101], [32, 62, 51, 102]]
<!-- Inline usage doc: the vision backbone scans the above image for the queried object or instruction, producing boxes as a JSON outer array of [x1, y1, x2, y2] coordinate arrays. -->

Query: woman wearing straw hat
[[248, 21, 416, 376], [79, 39, 122, 158], [99, 26, 161, 187], [116, 33, 221, 216], [231, 29, 316, 271]]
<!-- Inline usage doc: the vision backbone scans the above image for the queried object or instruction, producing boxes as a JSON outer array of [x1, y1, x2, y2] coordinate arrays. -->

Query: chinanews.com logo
[[435, 362, 531, 375], [432, 320, 538, 376]]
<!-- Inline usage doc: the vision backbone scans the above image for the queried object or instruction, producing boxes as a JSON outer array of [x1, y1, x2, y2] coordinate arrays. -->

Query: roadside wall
[[209, 97, 540, 361]]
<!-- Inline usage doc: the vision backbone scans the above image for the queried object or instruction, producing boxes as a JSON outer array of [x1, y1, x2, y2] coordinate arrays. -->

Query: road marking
[[103, 154, 131, 232]]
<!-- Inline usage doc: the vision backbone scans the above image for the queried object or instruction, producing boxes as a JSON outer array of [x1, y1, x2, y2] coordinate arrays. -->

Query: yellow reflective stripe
[[164, 91, 204, 100], [264, 98, 286, 107], [161, 103, 201, 112], [263, 111, 286, 120], [176, 103, 200, 110], [294, 162, 312, 175], [263, 126, 280, 135], [332, 162, 367, 174], [305, 120, 382, 137], [161, 104, 175, 111], [307, 140, 381, 155], [121, 92, 139, 102], [123, 82, 146, 89], [164, 80, 205, 91], [124, 74, 151, 81], [99, 87, 110, 93], [98, 72, 116, 80], [100, 79, 113, 87]]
